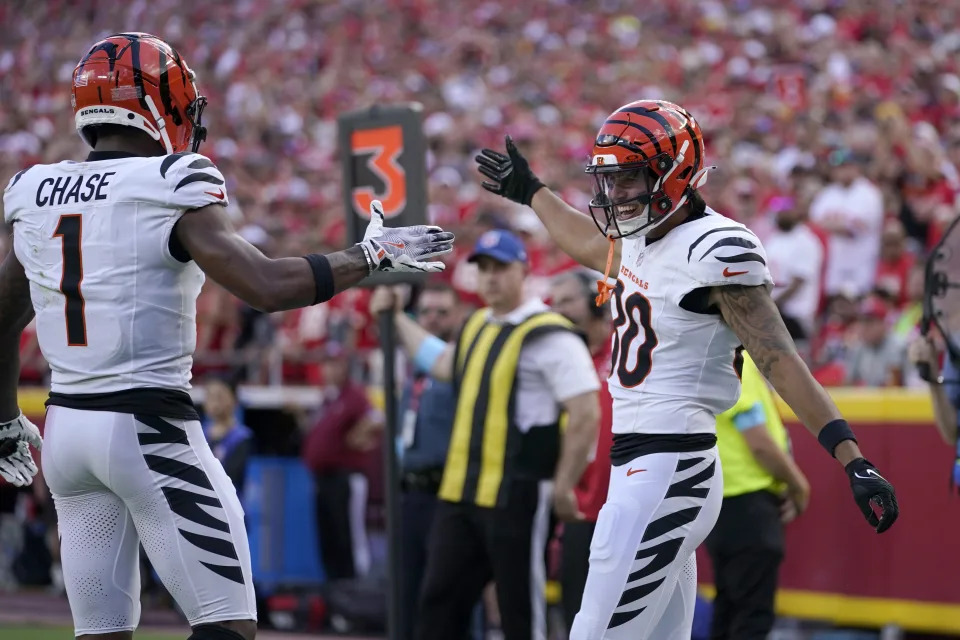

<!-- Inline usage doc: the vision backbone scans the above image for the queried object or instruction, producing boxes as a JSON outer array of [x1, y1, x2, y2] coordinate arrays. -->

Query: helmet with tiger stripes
[[586, 99, 712, 238], [71, 32, 207, 154]]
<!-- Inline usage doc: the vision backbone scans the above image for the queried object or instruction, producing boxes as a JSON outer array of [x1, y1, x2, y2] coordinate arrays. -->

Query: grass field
[[0, 626, 183, 639]]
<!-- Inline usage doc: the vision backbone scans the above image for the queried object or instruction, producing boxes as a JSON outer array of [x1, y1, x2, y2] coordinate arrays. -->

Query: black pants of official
[[400, 487, 439, 640], [705, 490, 785, 640], [560, 519, 596, 632], [314, 470, 359, 581], [416, 480, 548, 640]]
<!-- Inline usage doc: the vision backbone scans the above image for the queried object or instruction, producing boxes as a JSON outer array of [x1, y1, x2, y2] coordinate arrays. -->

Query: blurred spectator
[[809, 149, 885, 298], [194, 282, 240, 376], [17, 319, 48, 386], [201, 376, 254, 495], [874, 220, 916, 308], [301, 343, 383, 581], [811, 290, 862, 386], [396, 282, 464, 640], [0, 484, 22, 590], [764, 196, 823, 346], [7, 0, 960, 379], [846, 298, 910, 387], [892, 263, 926, 344]]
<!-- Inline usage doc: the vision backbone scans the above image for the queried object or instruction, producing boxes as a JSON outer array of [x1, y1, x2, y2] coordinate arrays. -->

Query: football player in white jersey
[[475, 99, 898, 640], [0, 33, 454, 640]]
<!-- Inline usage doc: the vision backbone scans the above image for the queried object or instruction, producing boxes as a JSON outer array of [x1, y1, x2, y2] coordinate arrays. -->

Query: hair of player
[[687, 188, 707, 216], [85, 123, 154, 149]]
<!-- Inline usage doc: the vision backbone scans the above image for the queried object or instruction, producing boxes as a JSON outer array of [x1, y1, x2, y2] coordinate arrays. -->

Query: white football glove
[[0, 441, 39, 487], [358, 200, 455, 273], [0, 412, 42, 487]]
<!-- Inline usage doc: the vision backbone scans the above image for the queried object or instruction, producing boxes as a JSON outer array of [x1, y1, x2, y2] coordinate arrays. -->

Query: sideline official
[[547, 270, 614, 632], [706, 352, 810, 640], [372, 229, 600, 640], [394, 283, 464, 640]]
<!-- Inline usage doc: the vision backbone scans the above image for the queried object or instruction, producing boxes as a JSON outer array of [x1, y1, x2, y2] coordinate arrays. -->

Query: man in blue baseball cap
[[467, 229, 529, 318], [371, 225, 600, 640]]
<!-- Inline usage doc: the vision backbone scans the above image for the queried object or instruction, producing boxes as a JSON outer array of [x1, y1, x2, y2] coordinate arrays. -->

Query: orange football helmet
[[71, 32, 207, 154], [585, 99, 711, 238]]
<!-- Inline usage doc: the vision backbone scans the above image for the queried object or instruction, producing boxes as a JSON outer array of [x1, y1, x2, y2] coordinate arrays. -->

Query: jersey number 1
[[53, 215, 87, 346], [610, 279, 657, 387]]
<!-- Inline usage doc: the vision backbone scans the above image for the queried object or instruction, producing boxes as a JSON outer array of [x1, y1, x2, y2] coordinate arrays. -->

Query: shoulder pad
[[160, 152, 228, 210], [685, 223, 771, 288]]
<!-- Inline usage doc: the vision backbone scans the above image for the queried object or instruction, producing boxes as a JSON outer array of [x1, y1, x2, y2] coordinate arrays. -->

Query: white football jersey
[[4, 151, 229, 394], [607, 208, 773, 435]]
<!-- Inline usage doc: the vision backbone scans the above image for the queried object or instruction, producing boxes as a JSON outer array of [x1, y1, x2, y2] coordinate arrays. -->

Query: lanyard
[[401, 376, 428, 450]]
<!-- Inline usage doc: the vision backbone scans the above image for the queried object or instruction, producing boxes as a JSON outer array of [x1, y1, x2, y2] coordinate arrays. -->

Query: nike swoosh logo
[[854, 469, 886, 482], [626, 468, 646, 476], [381, 241, 405, 249], [205, 188, 225, 200], [723, 267, 748, 277]]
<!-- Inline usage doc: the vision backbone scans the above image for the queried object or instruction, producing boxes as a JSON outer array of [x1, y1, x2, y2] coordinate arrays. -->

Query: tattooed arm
[[709, 284, 863, 466], [0, 250, 35, 422]]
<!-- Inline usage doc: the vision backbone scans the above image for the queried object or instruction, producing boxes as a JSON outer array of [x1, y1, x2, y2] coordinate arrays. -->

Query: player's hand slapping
[[475, 135, 545, 206], [0, 412, 42, 487], [845, 458, 899, 533], [358, 200, 455, 273]]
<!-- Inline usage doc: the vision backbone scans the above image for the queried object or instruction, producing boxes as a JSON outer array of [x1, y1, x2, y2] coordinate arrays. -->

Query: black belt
[[610, 432, 717, 466], [400, 467, 444, 494]]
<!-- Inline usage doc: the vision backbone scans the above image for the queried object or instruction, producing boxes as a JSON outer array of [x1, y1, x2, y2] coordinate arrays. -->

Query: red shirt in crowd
[[301, 382, 378, 474], [574, 338, 614, 522], [875, 252, 915, 307]]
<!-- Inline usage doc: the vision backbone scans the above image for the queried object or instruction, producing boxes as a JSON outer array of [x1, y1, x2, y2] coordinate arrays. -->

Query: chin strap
[[595, 237, 617, 306]]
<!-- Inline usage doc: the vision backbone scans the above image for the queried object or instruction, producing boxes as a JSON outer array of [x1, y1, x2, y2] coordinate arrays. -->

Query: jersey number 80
[[610, 279, 657, 387]]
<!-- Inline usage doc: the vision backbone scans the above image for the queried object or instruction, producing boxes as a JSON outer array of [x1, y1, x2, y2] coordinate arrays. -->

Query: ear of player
[[845, 457, 899, 533], [475, 135, 545, 207], [358, 200, 455, 274], [0, 412, 43, 487]]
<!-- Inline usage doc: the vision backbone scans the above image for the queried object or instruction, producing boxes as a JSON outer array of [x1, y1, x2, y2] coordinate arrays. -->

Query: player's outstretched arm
[[177, 205, 365, 312], [0, 251, 34, 421], [0, 250, 42, 487], [710, 284, 899, 533], [177, 200, 454, 313], [476, 136, 619, 274]]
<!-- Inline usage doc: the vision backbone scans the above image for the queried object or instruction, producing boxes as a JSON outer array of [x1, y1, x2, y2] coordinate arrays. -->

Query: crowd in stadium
[[2, 0, 959, 389]]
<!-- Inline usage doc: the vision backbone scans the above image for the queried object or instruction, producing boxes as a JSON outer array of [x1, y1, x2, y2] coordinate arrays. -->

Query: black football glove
[[845, 457, 899, 533], [475, 135, 545, 206]]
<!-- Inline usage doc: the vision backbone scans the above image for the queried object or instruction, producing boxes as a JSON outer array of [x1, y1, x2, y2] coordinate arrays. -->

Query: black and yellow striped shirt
[[439, 303, 587, 508]]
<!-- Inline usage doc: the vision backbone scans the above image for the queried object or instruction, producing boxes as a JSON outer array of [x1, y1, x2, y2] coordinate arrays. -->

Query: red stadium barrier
[[698, 389, 960, 634]]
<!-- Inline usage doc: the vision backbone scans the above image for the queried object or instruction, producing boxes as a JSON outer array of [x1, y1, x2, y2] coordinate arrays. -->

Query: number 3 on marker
[[53, 214, 87, 347], [351, 125, 407, 218]]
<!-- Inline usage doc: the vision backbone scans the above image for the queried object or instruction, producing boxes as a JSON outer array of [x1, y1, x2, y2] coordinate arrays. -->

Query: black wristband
[[818, 418, 858, 457], [303, 253, 334, 305]]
